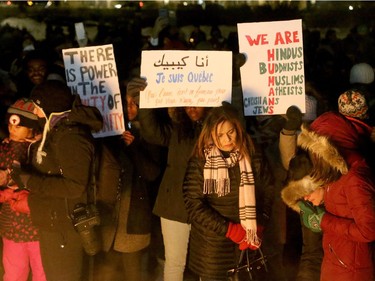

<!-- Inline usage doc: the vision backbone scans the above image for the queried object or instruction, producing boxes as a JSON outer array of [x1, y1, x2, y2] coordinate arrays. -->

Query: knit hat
[[7, 98, 39, 129], [338, 90, 368, 120], [349, 63, 374, 84], [30, 80, 74, 117]]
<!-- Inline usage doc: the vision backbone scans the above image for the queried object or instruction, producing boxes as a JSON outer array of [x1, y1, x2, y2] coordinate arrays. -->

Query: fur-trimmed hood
[[281, 112, 361, 212]]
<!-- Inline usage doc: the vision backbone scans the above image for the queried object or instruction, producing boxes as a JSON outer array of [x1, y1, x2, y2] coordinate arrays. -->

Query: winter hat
[[7, 98, 39, 129], [281, 112, 350, 212], [30, 80, 74, 117], [338, 90, 368, 120], [349, 63, 374, 84]]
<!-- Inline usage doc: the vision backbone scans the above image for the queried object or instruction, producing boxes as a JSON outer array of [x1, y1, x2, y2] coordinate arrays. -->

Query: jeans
[[161, 217, 190, 281]]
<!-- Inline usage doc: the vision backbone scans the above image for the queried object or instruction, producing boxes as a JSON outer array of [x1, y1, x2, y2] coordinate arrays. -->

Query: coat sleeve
[[279, 130, 298, 170], [183, 157, 229, 236], [126, 138, 162, 182], [28, 132, 93, 199], [138, 108, 172, 147], [321, 166, 375, 242]]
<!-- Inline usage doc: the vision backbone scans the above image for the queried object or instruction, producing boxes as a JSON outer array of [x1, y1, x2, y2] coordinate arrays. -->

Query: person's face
[[304, 187, 325, 206], [126, 95, 138, 121], [27, 59, 48, 85], [8, 124, 33, 142], [33, 106, 45, 118], [212, 121, 237, 152], [185, 107, 205, 122]]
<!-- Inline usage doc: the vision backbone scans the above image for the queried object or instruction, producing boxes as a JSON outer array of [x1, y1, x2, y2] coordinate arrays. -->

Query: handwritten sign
[[62, 44, 124, 138], [140, 50, 232, 108], [237, 19, 305, 116]]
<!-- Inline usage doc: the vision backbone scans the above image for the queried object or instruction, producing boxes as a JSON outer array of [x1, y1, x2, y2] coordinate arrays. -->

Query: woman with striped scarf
[[183, 102, 274, 281]]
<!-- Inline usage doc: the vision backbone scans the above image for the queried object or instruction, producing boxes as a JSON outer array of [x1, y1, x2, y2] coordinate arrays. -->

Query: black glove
[[284, 106, 302, 131], [9, 161, 28, 191]]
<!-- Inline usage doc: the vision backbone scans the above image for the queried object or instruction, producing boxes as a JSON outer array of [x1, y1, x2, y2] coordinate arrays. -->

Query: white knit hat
[[349, 63, 374, 84]]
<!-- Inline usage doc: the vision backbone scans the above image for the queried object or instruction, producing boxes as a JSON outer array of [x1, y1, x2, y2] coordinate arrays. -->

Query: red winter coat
[[321, 159, 375, 281], [282, 112, 375, 281]]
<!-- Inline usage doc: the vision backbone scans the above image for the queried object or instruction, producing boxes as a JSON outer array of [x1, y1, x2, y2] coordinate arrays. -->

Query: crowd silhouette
[[0, 7, 374, 281]]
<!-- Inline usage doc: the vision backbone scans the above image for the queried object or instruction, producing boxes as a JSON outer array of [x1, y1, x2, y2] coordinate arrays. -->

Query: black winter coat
[[139, 108, 201, 223], [27, 100, 103, 232], [183, 141, 274, 279]]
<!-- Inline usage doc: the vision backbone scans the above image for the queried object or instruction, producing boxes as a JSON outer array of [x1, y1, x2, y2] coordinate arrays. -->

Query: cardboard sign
[[62, 44, 124, 138], [140, 50, 232, 108], [237, 19, 305, 116]]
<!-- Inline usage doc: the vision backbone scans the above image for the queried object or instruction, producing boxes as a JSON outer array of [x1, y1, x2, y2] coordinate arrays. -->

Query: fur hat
[[7, 98, 39, 129], [349, 63, 374, 84], [281, 112, 350, 212], [338, 90, 368, 120], [30, 80, 74, 117]]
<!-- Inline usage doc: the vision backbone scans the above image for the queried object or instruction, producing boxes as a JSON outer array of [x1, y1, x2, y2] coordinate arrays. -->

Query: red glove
[[9, 190, 30, 214], [0, 189, 15, 203], [226, 222, 246, 244], [239, 241, 249, 250]]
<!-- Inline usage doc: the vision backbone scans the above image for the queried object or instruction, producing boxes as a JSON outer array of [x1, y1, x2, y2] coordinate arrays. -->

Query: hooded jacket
[[27, 97, 103, 232], [281, 112, 375, 281]]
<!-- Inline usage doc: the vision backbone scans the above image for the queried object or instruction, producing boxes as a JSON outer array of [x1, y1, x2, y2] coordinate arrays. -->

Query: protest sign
[[62, 44, 124, 137], [237, 19, 305, 116], [140, 50, 232, 108]]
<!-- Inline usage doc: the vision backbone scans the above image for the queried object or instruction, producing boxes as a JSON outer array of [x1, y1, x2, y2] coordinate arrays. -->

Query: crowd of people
[[0, 11, 374, 281]]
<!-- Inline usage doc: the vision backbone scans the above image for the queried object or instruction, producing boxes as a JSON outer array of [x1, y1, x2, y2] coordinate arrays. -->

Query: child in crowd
[[0, 98, 46, 281]]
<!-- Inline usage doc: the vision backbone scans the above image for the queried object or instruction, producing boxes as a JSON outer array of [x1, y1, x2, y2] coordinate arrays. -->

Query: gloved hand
[[8, 161, 29, 190], [284, 106, 302, 131], [9, 190, 30, 214], [298, 201, 325, 233], [226, 222, 246, 245], [0, 189, 15, 203]]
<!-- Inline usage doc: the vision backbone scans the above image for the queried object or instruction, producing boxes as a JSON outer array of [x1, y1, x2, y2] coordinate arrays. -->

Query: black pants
[[93, 248, 144, 281]]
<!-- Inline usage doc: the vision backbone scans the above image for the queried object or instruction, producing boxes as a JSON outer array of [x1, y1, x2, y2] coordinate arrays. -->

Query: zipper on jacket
[[329, 244, 348, 268]]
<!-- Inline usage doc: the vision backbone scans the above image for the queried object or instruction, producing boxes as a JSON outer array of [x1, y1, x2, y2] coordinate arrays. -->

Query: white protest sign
[[62, 44, 124, 138], [140, 50, 232, 108], [237, 19, 305, 116]]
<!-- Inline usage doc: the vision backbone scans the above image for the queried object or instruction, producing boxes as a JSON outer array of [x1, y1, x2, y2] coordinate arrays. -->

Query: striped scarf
[[203, 145, 261, 248]]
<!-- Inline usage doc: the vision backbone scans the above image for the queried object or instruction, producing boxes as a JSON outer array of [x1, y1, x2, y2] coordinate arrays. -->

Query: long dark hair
[[174, 107, 209, 142]]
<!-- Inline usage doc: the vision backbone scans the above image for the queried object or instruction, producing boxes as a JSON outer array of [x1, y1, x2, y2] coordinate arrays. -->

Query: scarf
[[36, 108, 71, 164], [203, 145, 260, 248]]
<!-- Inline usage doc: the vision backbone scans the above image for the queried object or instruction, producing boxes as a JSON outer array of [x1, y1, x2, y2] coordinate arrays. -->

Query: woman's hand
[[121, 130, 135, 146]]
